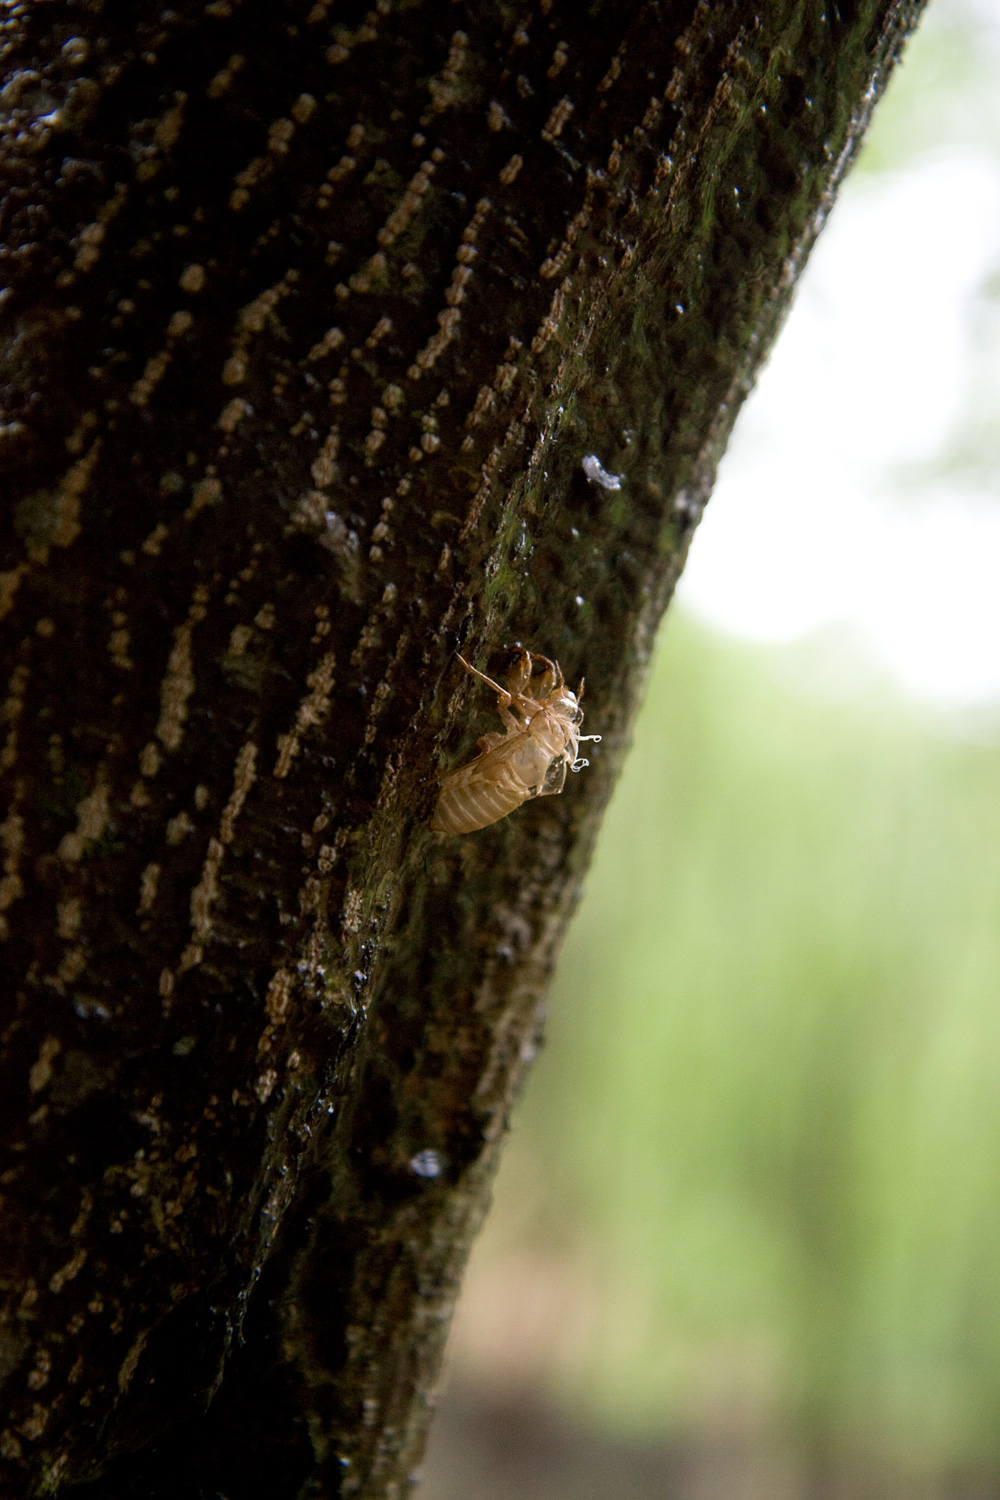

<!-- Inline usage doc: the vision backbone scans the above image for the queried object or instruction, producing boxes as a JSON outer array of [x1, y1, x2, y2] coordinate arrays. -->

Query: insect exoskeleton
[[431, 648, 601, 834]]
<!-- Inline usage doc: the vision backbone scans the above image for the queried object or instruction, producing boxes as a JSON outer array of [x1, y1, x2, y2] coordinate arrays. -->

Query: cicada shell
[[431, 649, 600, 835]]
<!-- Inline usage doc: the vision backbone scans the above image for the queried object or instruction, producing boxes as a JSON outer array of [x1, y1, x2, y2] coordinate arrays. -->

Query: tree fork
[[0, 1, 925, 1494]]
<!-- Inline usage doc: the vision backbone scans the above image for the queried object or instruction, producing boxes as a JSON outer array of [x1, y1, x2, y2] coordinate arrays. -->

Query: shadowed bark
[[0, 1, 926, 1495]]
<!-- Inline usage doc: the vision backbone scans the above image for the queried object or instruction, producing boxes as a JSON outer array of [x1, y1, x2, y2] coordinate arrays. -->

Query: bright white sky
[[678, 1, 1000, 713]]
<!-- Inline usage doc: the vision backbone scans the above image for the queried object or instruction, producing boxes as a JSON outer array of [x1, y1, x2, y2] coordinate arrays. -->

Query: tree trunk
[[0, 1, 925, 1494]]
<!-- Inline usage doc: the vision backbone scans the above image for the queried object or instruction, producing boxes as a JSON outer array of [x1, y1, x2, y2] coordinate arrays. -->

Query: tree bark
[[0, 1, 925, 1495]]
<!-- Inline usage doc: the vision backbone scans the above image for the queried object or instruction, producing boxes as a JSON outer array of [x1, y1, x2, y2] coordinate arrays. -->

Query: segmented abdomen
[[431, 765, 531, 834]]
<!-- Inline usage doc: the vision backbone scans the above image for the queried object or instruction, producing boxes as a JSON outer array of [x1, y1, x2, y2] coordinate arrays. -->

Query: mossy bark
[[0, 1, 925, 1495]]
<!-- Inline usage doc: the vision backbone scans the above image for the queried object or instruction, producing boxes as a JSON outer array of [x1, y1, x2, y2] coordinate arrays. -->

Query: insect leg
[[504, 651, 533, 697], [456, 653, 506, 696], [456, 653, 518, 729], [532, 653, 560, 698], [535, 663, 558, 698]]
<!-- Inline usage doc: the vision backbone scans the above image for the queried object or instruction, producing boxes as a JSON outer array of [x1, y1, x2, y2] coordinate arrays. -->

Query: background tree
[[0, 1, 926, 1495]]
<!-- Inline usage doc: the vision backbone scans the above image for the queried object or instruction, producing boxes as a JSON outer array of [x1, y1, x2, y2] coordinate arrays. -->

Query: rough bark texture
[[0, 1, 926, 1495]]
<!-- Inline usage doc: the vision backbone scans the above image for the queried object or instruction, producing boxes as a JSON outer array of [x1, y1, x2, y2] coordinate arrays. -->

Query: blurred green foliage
[[854, 0, 1000, 174], [863, 0, 1000, 497], [484, 613, 1000, 1473], [457, 1, 1000, 1483]]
